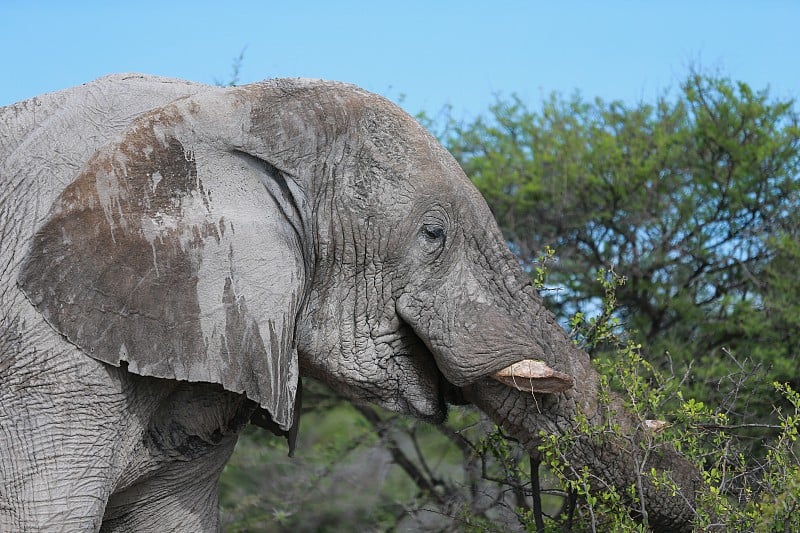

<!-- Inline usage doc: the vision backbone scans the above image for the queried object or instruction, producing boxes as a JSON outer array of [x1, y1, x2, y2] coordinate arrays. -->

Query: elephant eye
[[419, 224, 445, 250], [421, 224, 444, 240]]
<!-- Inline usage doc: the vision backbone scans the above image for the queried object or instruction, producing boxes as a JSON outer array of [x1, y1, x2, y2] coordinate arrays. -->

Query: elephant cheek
[[295, 307, 447, 422]]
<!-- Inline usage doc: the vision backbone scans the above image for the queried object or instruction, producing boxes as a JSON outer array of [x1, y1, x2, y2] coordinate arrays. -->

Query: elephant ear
[[19, 98, 307, 434]]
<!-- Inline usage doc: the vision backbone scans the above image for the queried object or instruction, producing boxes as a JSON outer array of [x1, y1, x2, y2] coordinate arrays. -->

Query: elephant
[[0, 74, 699, 531]]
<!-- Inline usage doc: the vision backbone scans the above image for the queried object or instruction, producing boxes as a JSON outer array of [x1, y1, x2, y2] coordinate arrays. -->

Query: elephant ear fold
[[19, 109, 307, 433]]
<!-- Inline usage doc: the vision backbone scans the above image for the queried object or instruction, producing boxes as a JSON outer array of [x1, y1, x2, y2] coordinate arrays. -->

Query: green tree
[[446, 73, 800, 418]]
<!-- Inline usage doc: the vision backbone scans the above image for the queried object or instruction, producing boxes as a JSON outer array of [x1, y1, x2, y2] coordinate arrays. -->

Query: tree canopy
[[446, 74, 800, 417]]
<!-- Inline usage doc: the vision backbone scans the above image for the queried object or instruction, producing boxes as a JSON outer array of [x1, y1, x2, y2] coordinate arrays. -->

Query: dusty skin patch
[[20, 128, 216, 377], [18, 109, 301, 430]]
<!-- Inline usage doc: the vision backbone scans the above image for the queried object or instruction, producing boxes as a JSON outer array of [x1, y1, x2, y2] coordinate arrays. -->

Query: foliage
[[445, 73, 800, 420], [214, 47, 248, 87], [539, 270, 800, 531], [221, 380, 544, 532]]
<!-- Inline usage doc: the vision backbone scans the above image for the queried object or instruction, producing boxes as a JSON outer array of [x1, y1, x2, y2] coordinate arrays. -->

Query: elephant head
[[19, 78, 571, 435]]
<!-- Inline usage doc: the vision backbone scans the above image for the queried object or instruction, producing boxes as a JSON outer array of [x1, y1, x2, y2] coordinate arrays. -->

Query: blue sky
[[2, 1, 799, 119]]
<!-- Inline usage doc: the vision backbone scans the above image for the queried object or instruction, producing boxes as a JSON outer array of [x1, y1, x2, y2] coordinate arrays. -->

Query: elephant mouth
[[490, 359, 573, 395], [390, 319, 575, 417]]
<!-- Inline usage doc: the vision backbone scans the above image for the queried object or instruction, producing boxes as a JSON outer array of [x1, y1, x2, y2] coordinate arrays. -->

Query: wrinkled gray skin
[[0, 75, 698, 531]]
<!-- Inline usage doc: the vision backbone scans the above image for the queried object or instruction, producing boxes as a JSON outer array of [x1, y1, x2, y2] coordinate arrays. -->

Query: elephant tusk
[[492, 360, 573, 394]]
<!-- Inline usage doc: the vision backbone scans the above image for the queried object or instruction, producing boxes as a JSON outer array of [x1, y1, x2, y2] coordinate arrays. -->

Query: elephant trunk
[[424, 232, 702, 529], [464, 339, 702, 532]]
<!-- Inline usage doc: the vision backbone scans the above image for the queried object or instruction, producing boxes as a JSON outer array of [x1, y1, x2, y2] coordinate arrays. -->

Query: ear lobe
[[19, 106, 306, 432]]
